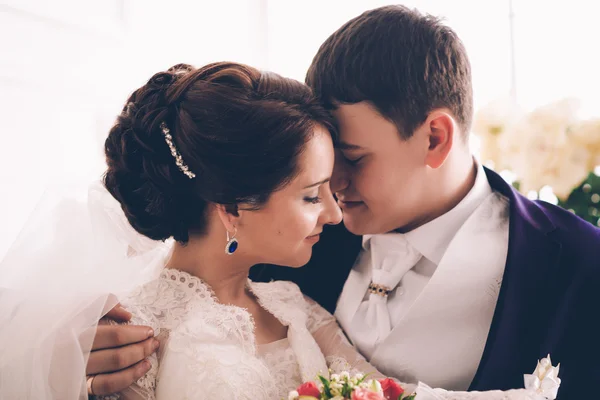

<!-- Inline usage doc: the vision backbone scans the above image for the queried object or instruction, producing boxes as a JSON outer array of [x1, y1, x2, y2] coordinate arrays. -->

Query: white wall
[[511, 0, 600, 117]]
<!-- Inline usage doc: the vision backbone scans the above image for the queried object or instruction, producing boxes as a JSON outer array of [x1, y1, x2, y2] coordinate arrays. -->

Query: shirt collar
[[363, 159, 492, 265]]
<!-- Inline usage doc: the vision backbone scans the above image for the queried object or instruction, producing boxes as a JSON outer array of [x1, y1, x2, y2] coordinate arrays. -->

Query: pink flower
[[379, 378, 405, 400], [296, 381, 321, 398], [351, 388, 385, 400]]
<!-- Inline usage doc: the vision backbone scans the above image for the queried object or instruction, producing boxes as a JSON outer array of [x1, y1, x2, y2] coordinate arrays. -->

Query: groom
[[88, 5, 599, 398]]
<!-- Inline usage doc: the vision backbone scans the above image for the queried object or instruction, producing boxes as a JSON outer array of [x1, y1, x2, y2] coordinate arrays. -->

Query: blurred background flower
[[474, 97, 600, 225]]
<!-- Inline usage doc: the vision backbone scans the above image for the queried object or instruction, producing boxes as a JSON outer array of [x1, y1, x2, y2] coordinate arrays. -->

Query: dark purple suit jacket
[[251, 167, 600, 398]]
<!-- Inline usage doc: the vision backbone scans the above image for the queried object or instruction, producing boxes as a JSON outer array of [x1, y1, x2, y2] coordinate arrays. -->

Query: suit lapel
[[469, 168, 562, 391]]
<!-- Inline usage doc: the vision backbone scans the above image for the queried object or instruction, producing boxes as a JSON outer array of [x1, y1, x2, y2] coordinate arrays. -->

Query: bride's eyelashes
[[304, 195, 322, 204]]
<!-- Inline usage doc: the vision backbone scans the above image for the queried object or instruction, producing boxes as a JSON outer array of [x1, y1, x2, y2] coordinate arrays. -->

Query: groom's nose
[[331, 150, 350, 193]]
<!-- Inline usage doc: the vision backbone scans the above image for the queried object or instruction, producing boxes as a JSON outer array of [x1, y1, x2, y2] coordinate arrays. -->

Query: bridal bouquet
[[288, 372, 415, 400], [288, 355, 561, 400]]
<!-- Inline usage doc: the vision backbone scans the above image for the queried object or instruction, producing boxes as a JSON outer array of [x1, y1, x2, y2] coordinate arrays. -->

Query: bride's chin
[[284, 250, 313, 269]]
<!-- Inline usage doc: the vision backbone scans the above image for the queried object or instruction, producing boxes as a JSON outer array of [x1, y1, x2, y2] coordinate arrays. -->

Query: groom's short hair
[[306, 5, 473, 139]]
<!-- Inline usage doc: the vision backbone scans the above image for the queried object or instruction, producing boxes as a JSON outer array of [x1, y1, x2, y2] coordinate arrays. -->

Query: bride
[[96, 62, 383, 399]]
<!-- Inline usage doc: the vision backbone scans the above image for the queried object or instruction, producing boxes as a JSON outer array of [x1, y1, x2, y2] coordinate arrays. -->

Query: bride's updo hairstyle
[[104, 62, 336, 243]]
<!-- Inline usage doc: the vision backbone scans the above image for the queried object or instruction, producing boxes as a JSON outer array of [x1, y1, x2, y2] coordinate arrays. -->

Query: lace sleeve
[[304, 296, 385, 379]]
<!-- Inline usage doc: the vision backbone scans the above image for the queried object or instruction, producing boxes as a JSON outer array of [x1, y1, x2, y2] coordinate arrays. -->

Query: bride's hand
[[86, 304, 159, 396]]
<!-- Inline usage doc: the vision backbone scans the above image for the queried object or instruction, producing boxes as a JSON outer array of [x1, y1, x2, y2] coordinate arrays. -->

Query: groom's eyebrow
[[304, 178, 331, 189], [336, 142, 363, 150]]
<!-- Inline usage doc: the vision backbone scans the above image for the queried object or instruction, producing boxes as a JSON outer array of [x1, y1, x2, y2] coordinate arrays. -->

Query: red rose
[[379, 378, 404, 400], [296, 381, 321, 398], [351, 388, 385, 400]]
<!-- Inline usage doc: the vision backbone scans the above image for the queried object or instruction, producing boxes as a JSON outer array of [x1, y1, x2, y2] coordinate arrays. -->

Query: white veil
[[0, 181, 172, 399]]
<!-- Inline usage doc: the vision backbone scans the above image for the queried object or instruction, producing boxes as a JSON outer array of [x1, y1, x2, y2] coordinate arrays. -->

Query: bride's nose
[[320, 191, 343, 226]]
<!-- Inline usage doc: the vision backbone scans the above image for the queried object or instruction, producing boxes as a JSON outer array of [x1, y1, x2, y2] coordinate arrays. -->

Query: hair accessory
[[160, 122, 196, 179]]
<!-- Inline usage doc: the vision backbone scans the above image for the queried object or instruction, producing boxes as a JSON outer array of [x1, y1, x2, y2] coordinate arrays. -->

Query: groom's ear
[[423, 110, 455, 169]]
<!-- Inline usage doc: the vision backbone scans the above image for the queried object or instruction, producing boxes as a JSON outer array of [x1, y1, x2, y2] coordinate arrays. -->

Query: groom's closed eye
[[337, 142, 366, 165], [342, 153, 364, 166], [339, 150, 365, 166]]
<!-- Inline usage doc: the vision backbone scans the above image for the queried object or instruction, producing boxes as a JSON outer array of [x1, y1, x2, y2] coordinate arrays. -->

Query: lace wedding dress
[[99, 269, 382, 400]]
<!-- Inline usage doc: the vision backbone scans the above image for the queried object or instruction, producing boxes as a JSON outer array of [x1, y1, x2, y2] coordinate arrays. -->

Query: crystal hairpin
[[160, 122, 196, 179]]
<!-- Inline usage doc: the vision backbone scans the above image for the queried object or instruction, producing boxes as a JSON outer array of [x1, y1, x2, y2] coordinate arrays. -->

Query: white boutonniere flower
[[524, 355, 561, 399]]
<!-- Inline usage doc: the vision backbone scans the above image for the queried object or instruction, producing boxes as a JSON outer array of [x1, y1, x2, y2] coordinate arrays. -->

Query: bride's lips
[[337, 199, 364, 210], [306, 233, 321, 243]]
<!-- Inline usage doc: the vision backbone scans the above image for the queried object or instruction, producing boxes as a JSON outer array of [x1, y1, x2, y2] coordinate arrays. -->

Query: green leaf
[[511, 180, 521, 192], [318, 375, 332, 398], [557, 172, 600, 227], [341, 382, 353, 398]]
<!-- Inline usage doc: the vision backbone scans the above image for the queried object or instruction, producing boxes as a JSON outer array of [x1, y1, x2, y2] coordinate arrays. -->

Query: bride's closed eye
[[304, 195, 322, 204], [302, 178, 330, 205]]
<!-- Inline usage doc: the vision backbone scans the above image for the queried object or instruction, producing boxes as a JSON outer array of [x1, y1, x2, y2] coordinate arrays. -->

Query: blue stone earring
[[225, 228, 238, 255]]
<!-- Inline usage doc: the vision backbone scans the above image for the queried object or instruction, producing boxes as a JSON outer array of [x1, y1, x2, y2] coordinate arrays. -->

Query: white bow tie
[[351, 233, 422, 359]]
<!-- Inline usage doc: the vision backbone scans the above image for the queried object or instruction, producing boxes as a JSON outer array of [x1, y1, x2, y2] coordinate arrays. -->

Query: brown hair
[[104, 62, 336, 243], [306, 5, 473, 139]]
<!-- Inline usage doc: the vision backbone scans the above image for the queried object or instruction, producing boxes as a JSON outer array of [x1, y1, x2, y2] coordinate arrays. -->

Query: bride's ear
[[215, 204, 241, 232]]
